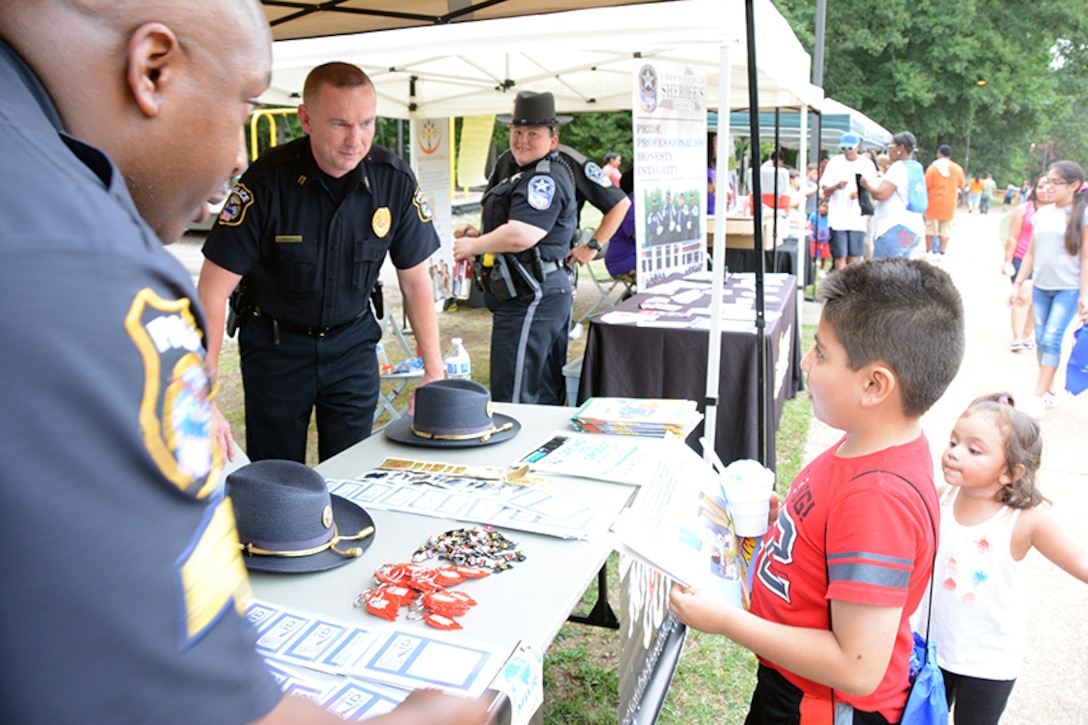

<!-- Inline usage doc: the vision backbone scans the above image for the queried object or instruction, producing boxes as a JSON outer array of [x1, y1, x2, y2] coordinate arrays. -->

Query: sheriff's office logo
[[125, 288, 220, 499], [527, 176, 555, 210], [584, 161, 611, 188], [412, 186, 434, 222], [638, 64, 659, 113], [372, 207, 392, 238], [417, 119, 442, 155], [217, 183, 254, 226]]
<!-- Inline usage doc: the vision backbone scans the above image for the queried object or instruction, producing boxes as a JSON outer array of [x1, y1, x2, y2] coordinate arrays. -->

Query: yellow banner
[[457, 115, 495, 189]]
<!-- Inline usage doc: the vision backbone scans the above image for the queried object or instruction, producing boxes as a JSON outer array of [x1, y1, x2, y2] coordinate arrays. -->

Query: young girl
[[1010, 160, 1088, 418], [920, 393, 1088, 724]]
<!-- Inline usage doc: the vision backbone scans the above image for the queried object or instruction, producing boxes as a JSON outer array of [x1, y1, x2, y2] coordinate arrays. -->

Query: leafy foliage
[[773, 0, 1088, 184]]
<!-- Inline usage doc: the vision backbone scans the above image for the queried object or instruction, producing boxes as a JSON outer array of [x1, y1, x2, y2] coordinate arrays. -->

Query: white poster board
[[632, 60, 709, 291], [410, 117, 455, 306]]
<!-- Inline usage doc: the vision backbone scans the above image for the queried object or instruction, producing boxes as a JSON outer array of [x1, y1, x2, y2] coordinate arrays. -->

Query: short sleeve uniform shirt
[[203, 137, 439, 334]]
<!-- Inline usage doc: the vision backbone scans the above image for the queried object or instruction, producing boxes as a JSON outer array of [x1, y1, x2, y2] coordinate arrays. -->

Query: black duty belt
[[538, 258, 565, 276], [253, 307, 365, 337]]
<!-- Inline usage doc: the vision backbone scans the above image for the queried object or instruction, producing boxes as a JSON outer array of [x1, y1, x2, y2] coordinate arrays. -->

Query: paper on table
[[516, 430, 671, 486]]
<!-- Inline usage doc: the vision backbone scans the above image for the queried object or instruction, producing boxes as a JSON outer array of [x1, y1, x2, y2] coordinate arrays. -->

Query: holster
[[370, 280, 385, 320], [226, 278, 254, 338], [488, 254, 518, 302]]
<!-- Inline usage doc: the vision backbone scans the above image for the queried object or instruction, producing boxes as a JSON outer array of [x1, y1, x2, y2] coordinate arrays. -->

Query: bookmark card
[[351, 627, 508, 698]]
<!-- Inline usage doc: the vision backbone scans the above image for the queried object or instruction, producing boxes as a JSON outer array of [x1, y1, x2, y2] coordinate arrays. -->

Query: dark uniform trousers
[[240, 313, 379, 462], [486, 267, 571, 405]]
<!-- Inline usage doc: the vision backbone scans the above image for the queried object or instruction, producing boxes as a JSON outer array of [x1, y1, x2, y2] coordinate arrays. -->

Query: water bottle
[[444, 338, 471, 380], [376, 341, 390, 369]]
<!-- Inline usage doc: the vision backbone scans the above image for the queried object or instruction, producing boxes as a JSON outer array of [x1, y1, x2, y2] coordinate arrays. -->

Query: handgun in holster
[[370, 280, 384, 320], [509, 255, 540, 295], [225, 277, 254, 338], [487, 253, 518, 302]]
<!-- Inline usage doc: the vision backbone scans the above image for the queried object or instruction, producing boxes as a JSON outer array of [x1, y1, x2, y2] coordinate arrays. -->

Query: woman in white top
[[1010, 160, 1088, 418], [860, 130, 927, 259]]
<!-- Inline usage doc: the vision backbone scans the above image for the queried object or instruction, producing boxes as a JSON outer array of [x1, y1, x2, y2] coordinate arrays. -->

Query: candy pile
[[354, 561, 490, 630], [411, 525, 526, 571]]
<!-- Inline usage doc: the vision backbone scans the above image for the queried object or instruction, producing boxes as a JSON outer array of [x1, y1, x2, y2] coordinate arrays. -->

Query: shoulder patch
[[412, 185, 434, 223], [527, 176, 556, 210], [125, 288, 221, 499], [217, 183, 254, 227], [176, 495, 251, 647], [584, 161, 611, 188]]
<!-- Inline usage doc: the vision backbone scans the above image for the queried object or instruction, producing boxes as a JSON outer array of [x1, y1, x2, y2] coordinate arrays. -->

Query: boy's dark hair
[[819, 259, 964, 418]]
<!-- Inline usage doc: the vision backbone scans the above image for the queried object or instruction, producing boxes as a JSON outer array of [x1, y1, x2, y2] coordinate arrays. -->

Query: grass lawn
[[214, 253, 816, 723]]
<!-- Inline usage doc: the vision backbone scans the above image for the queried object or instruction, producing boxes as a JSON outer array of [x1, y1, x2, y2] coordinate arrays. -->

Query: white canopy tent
[[264, 0, 819, 463], [263, 0, 822, 118]]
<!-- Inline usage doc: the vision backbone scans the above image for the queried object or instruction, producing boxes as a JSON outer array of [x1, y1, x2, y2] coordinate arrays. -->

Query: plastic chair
[[372, 306, 424, 432], [575, 241, 635, 325]]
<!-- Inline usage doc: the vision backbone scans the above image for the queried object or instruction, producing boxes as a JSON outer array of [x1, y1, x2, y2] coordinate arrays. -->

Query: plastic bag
[[902, 632, 948, 725], [1065, 324, 1088, 395]]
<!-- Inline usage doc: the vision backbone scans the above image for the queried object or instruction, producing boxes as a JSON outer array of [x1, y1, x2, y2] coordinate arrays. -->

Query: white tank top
[[919, 487, 1024, 680]]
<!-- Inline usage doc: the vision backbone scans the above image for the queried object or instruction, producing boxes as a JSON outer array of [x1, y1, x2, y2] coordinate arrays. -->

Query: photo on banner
[[410, 117, 461, 307], [632, 60, 708, 291]]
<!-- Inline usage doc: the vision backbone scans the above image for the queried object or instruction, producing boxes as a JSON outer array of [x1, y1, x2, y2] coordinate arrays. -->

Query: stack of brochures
[[570, 397, 703, 438]]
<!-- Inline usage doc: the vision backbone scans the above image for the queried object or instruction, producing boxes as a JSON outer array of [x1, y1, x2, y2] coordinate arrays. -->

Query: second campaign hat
[[838, 131, 861, 149], [227, 460, 375, 573], [497, 90, 573, 127], [384, 379, 521, 448]]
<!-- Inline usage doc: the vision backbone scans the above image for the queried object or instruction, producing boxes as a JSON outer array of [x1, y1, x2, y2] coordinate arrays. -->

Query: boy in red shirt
[[671, 258, 965, 723]]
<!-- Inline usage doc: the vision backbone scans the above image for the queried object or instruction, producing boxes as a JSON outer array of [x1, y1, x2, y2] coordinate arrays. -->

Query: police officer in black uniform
[[199, 62, 443, 463], [486, 115, 630, 273], [453, 91, 577, 404]]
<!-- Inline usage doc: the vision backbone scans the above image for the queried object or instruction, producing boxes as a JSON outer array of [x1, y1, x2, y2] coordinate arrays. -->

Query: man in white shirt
[[820, 132, 878, 270]]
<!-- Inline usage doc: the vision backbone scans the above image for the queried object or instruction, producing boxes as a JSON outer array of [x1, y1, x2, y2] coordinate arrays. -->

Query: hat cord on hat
[[238, 523, 375, 560], [410, 419, 515, 443]]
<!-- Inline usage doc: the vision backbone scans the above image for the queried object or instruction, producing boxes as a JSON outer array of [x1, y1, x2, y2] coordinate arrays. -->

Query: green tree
[[773, 0, 1088, 184]]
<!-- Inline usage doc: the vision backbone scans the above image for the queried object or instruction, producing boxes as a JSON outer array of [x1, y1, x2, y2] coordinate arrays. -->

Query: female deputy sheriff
[[453, 91, 577, 404]]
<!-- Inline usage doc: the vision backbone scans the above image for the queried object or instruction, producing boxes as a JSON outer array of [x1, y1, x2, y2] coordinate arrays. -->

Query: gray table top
[[249, 403, 639, 659]]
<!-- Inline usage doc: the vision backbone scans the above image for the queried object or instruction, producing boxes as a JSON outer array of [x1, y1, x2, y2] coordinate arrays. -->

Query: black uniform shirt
[[203, 137, 439, 331], [489, 143, 626, 219], [483, 154, 577, 263]]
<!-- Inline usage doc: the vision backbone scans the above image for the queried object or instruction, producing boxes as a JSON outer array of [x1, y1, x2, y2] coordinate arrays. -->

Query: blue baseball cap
[[838, 132, 861, 149]]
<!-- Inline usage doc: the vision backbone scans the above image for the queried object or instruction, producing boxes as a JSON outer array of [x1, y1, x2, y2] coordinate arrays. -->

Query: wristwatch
[[585, 238, 602, 251]]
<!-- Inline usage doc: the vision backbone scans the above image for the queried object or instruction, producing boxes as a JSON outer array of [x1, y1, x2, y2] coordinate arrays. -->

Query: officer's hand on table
[[568, 243, 598, 266], [210, 400, 237, 462]]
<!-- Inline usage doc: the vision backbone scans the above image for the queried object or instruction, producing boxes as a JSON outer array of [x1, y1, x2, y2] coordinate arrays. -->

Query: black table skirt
[[578, 274, 803, 470]]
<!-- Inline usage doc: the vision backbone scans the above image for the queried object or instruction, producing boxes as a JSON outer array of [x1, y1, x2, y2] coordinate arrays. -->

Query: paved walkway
[[801, 209, 1088, 723]]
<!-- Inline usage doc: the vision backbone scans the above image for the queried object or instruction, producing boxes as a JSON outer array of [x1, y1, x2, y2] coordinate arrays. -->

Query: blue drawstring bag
[[1065, 324, 1088, 395], [902, 632, 948, 724]]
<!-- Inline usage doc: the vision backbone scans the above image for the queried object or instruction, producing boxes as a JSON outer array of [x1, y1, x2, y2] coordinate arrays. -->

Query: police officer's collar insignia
[[412, 185, 434, 223], [527, 176, 556, 210], [584, 161, 611, 188], [373, 207, 392, 238], [217, 183, 254, 227], [124, 288, 220, 499]]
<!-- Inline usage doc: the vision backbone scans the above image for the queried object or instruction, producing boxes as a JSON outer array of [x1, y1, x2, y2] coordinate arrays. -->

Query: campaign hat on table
[[497, 91, 573, 127], [838, 132, 861, 149], [385, 379, 521, 448], [227, 459, 375, 573]]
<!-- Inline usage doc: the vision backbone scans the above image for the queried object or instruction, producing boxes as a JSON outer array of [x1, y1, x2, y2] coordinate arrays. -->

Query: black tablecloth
[[578, 273, 803, 469], [722, 237, 799, 277]]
